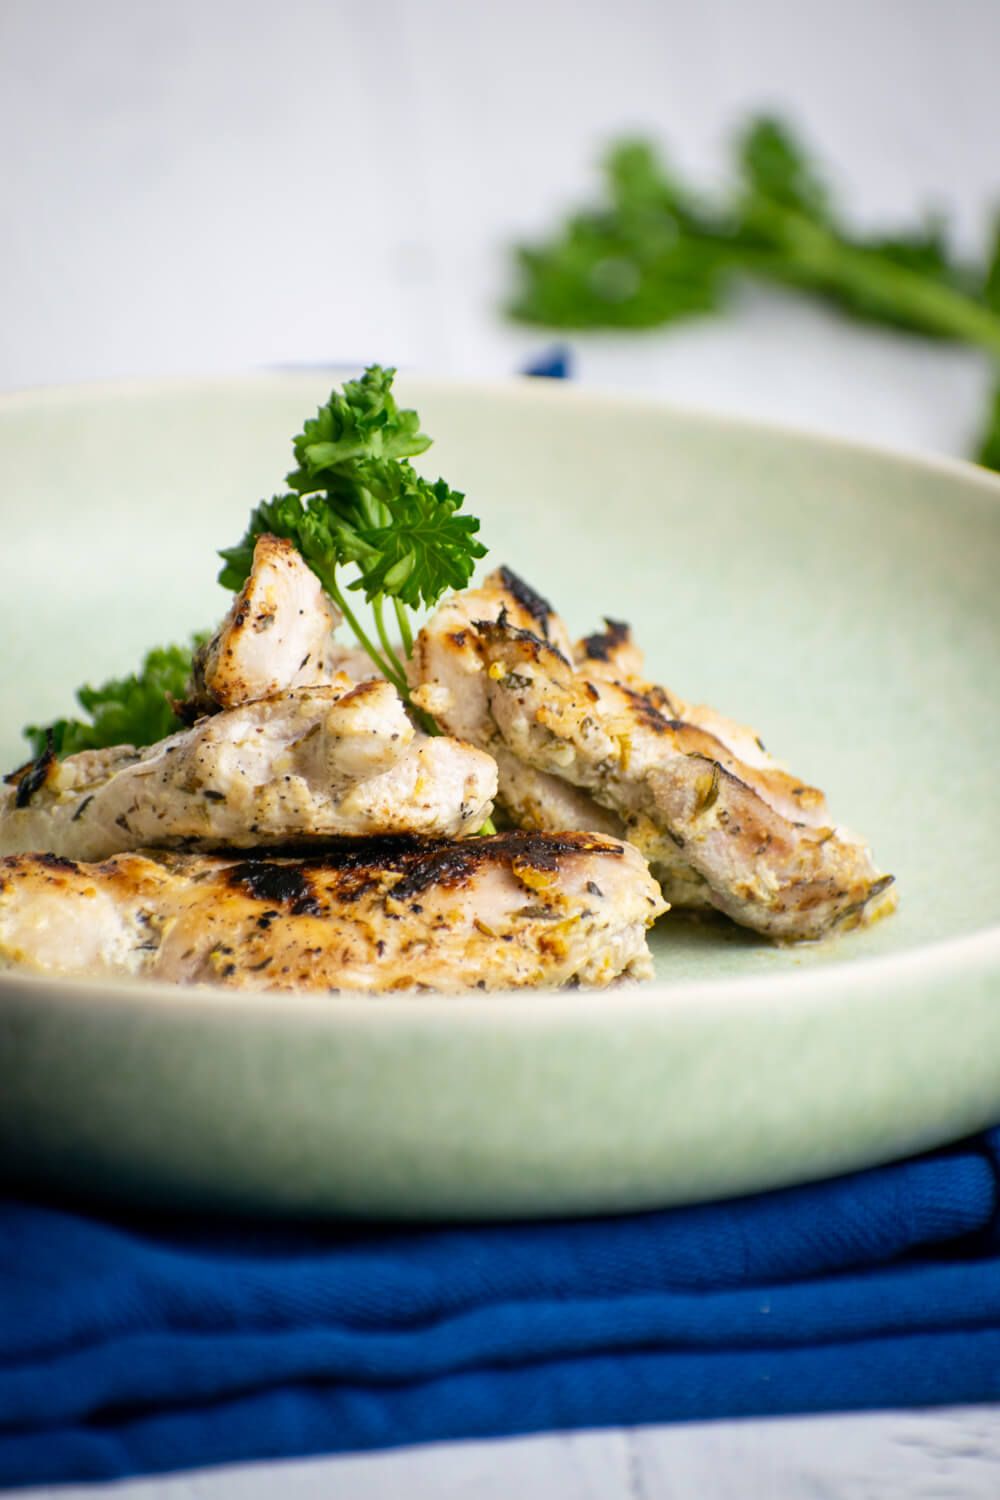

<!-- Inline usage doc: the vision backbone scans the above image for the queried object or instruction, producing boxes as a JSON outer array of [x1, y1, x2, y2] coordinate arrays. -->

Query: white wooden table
[[19, 1414, 1000, 1500], [5, 0, 1000, 1492]]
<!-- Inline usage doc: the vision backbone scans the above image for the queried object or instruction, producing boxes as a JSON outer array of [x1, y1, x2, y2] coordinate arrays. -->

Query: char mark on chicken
[[0, 831, 666, 991]]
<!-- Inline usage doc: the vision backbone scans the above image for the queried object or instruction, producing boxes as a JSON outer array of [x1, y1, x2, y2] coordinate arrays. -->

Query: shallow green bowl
[[1, 375, 998, 1218]]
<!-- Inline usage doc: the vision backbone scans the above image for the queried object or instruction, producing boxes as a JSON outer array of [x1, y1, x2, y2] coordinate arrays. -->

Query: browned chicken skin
[[0, 833, 666, 991]]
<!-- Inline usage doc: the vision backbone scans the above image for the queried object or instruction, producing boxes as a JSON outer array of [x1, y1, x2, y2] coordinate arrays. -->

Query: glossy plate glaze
[[1, 375, 999, 1218]]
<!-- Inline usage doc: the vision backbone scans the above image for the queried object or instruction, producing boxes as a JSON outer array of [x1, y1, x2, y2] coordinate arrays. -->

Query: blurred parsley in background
[[510, 117, 1000, 471]]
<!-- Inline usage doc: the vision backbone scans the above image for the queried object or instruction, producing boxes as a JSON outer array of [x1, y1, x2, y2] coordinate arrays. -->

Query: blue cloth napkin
[[3, 1132, 1000, 1488], [522, 345, 573, 379]]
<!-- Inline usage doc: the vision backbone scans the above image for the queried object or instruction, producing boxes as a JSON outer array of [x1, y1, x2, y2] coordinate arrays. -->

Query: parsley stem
[[371, 602, 441, 735], [371, 600, 401, 684], [345, 589, 439, 735], [754, 204, 1000, 358], [372, 596, 410, 691], [324, 575, 403, 691], [394, 598, 414, 659], [412, 704, 442, 737]]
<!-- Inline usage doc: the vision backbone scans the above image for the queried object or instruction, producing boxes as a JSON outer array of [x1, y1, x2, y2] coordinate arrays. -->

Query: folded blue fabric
[[522, 344, 573, 379], [2, 1131, 1000, 1488]]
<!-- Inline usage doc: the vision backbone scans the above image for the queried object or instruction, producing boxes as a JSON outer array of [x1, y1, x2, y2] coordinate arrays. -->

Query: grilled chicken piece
[[0, 681, 497, 861], [0, 833, 666, 991], [413, 568, 894, 940], [186, 535, 346, 714], [409, 567, 623, 839], [576, 619, 818, 807], [478, 616, 894, 940], [184, 533, 382, 721]]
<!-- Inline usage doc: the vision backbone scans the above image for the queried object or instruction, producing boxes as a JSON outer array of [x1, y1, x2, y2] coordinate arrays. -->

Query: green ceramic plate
[[1, 375, 999, 1218]]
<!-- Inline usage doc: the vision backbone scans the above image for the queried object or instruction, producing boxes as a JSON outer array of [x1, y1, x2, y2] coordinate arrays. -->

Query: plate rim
[[2, 911, 997, 1025], [3, 368, 1000, 500]]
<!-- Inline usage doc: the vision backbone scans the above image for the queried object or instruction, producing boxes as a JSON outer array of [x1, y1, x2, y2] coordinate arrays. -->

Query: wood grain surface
[[20, 1412, 1000, 1499]]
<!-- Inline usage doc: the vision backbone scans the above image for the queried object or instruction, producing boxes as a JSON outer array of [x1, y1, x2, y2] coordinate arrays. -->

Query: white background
[[6, 1, 1000, 1493], [3, 0, 999, 460]]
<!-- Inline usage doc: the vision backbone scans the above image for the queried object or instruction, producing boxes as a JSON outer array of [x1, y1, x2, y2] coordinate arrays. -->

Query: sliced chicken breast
[[478, 615, 894, 939], [0, 832, 666, 991], [575, 619, 819, 802], [409, 567, 622, 838], [185, 534, 346, 714], [0, 681, 497, 860], [414, 569, 895, 940]]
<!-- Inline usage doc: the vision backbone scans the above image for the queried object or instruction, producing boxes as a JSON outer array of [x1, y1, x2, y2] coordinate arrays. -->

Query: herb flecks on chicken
[[0, 834, 666, 991], [413, 568, 895, 941], [1, 681, 497, 861]]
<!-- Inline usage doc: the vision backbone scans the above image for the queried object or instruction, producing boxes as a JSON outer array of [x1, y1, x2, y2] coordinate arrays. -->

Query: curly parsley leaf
[[24, 639, 205, 760], [737, 116, 831, 221], [344, 468, 485, 609], [510, 140, 724, 329], [285, 364, 431, 494]]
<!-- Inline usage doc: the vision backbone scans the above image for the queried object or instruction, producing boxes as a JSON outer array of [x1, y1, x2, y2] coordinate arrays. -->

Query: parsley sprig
[[218, 366, 486, 718], [21, 369, 488, 761], [510, 117, 1000, 470]]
